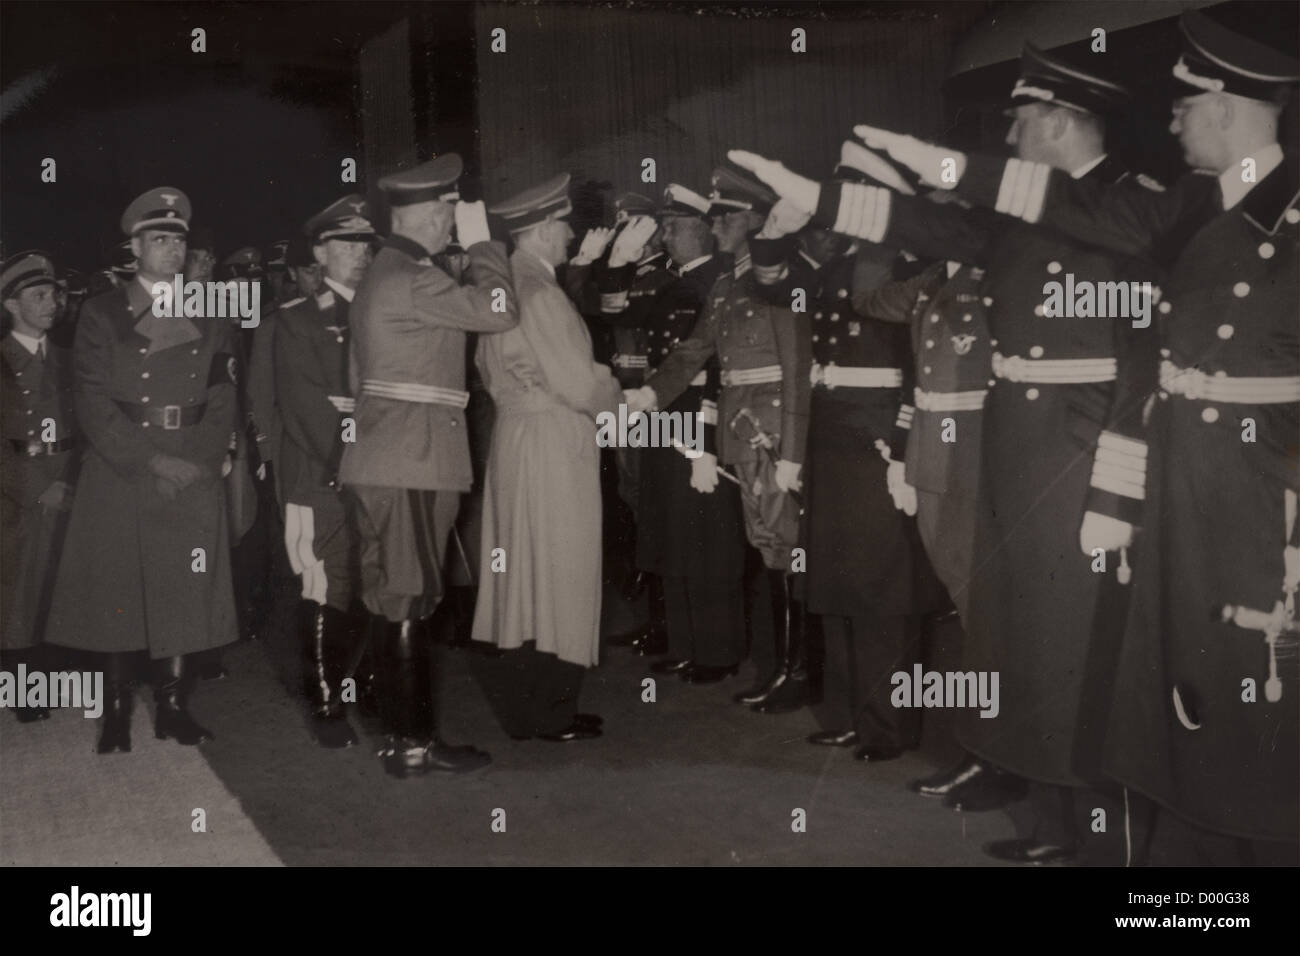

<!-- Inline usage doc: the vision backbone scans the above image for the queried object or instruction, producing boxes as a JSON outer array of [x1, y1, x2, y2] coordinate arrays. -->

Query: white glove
[[774, 459, 802, 494], [1078, 510, 1135, 556], [727, 150, 820, 214], [453, 200, 491, 247], [623, 385, 657, 414], [571, 226, 615, 266], [853, 125, 965, 190], [690, 452, 720, 494], [757, 199, 812, 239], [839, 140, 916, 195], [1283, 545, 1299, 595], [885, 459, 917, 516], [608, 215, 659, 267]]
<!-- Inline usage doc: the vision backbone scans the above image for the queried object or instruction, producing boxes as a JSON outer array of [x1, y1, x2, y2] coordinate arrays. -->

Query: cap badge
[[160, 193, 179, 207]]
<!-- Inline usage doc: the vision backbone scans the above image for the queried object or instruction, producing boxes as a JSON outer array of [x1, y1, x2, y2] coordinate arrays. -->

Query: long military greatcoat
[[45, 279, 239, 658], [472, 250, 622, 667]]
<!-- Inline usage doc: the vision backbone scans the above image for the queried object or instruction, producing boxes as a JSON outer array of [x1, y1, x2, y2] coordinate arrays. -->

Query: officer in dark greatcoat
[[275, 194, 374, 748], [1, 252, 79, 723], [45, 187, 240, 754]]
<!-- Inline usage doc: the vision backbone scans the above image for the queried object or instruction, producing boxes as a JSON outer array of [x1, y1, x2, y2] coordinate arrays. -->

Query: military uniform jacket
[[648, 253, 811, 468], [566, 251, 674, 386], [2, 336, 78, 650], [45, 278, 239, 658], [339, 235, 518, 492], [274, 285, 353, 507], [980, 151, 1299, 841]]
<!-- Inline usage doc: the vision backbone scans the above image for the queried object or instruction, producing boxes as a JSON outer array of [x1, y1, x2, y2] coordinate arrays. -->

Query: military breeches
[[731, 456, 801, 571], [283, 494, 358, 613], [349, 485, 461, 623]]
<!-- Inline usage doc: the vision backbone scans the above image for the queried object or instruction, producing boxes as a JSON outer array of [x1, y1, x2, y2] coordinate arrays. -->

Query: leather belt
[[8, 437, 78, 457], [326, 395, 355, 414], [361, 380, 470, 409], [721, 365, 783, 387], [115, 400, 206, 429], [992, 351, 1116, 384], [913, 387, 988, 412], [811, 364, 902, 389], [1159, 360, 1300, 404], [612, 354, 648, 369]]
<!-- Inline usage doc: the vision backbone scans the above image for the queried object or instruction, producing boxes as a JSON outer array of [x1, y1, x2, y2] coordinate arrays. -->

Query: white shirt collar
[[9, 329, 45, 355], [945, 261, 962, 279], [1070, 153, 1108, 181], [322, 276, 355, 302], [1220, 143, 1283, 211], [677, 254, 712, 275]]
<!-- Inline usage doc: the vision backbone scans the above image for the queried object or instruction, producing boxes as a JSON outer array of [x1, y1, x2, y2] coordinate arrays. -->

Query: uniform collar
[[9, 329, 45, 355], [733, 253, 751, 279], [322, 276, 355, 302], [1070, 153, 1108, 180], [677, 254, 712, 275], [1238, 147, 1298, 236], [384, 233, 434, 262], [1221, 142, 1284, 212]]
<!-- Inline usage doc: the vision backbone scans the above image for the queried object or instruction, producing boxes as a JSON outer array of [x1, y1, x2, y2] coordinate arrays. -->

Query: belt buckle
[[163, 405, 182, 430]]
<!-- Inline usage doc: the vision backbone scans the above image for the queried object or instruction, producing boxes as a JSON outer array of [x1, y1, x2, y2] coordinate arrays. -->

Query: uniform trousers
[[731, 455, 800, 571], [283, 493, 358, 613], [1, 477, 71, 651], [663, 574, 745, 667], [349, 486, 460, 623], [915, 486, 977, 623], [819, 613, 921, 749]]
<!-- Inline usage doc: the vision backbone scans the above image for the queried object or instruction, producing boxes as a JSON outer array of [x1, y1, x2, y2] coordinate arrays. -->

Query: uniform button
[[745, 310, 754, 317], [982, 297, 993, 306], [1025, 388, 1040, 400], [930, 314, 940, 324], [1232, 281, 1250, 297], [139, 347, 147, 354], [1201, 407, 1219, 424], [1217, 324, 1234, 340], [1033, 304, 1045, 317], [141, 371, 150, 379], [1160, 348, 1171, 358], [26, 409, 33, 415], [962, 313, 972, 322], [450, 419, 457, 427], [1046, 261, 1062, 274], [22, 389, 30, 395], [990, 339, 998, 347], [923, 366, 931, 375], [829, 313, 839, 322], [772, 398, 781, 407], [925, 339, 934, 349], [142, 421, 150, 428], [814, 312, 823, 320], [1158, 301, 1171, 314], [336, 336, 344, 344], [187, 398, 195, 405], [836, 288, 847, 298], [190, 373, 197, 379], [191, 348, 199, 355], [1286, 208, 1300, 224], [987, 379, 996, 387], [828, 337, 837, 344], [812, 334, 819, 342], [14, 371, 21, 378], [1258, 242, 1275, 259], [141, 396, 150, 403], [1029, 345, 1044, 358], [27, 430, 34, 436]]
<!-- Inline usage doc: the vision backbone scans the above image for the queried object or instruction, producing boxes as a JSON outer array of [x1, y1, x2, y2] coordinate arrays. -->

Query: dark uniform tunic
[[815, 158, 1155, 786], [274, 282, 358, 612], [981, 151, 1300, 842], [630, 254, 747, 666], [1, 336, 77, 650], [46, 278, 240, 659], [648, 253, 811, 570]]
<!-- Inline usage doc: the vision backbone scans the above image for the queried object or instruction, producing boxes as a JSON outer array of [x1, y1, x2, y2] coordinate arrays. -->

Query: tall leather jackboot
[[152, 655, 214, 745], [304, 603, 358, 749], [736, 569, 809, 710], [97, 651, 133, 753], [379, 619, 490, 777]]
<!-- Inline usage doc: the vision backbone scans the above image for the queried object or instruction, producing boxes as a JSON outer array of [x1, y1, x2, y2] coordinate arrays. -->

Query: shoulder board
[[1135, 173, 1165, 193], [280, 296, 307, 309]]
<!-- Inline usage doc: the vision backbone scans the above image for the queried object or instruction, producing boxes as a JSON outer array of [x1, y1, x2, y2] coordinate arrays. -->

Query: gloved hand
[[149, 453, 202, 490], [608, 216, 659, 267], [623, 385, 658, 415], [37, 479, 73, 513], [757, 198, 812, 239], [1285, 545, 1300, 596], [1078, 510, 1135, 555], [453, 199, 492, 248], [572, 226, 615, 266], [774, 459, 802, 494], [727, 150, 821, 214], [853, 125, 965, 190], [690, 452, 720, 494], [885, 459, 917, 516]]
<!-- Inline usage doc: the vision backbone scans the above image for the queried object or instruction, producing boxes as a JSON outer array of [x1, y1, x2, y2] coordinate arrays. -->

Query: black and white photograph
[[1, 0, 1297, 899]]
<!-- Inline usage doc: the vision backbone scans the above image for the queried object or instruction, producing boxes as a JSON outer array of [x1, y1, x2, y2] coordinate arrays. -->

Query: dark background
[[2, 1, 1296, 275]]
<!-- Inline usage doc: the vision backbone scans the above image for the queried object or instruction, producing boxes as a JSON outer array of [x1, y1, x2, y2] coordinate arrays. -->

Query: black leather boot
[[379, 620, 489, 777], [632, 575, 669, 656], [6, 648, 51, 723], [152, 655, 213, 745], [350, 611, 380, 719], [97, 652, 133, 753], [751, 580, 810, 714], [734, 569, 797, 707], [305, 605, 358, 749]]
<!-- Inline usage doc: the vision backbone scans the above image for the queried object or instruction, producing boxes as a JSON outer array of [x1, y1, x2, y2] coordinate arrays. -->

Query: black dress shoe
[[943, 769, 1028, 812], [573, 713, 604, 728], [908, 754, 987, 797], [681, 663, 739, 684], [311, 713, 359, 749], [854, 744, 904, 762], [808, 729, 858, 747], [984, 838, 1077, 865], [383, 737, 491, 775], [155, 706, 214, 746], [15, 706, 51, 723], [650, 658, 691, 675], [538, 722, 602, 742]]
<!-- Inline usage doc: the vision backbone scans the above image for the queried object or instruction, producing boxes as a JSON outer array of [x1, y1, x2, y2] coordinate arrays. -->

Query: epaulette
[[1135, 173, 1165, 193], [280, 296, 307, 310]]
